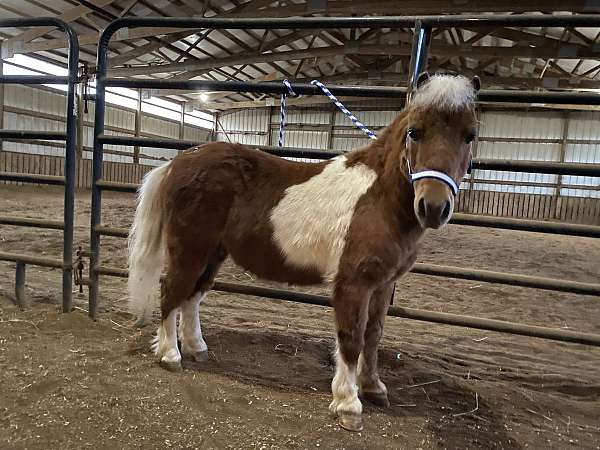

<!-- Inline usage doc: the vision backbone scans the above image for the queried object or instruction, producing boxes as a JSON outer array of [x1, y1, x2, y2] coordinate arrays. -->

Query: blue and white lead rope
[[310, 79, 377, 141], [277, 79, 300, 147], [278, 79, 377, 147]]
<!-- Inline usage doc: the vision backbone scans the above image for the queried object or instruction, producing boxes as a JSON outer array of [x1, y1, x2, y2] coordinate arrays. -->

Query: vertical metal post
[[89, 32, 111, 320], [179, 103, 185, 140], [15, 262, 26, 307], [407, 20, 432, 104], [76, 82, 84, 162], [553, 111, 569, 219], [267, 106, 274, 146], [62, 25, 79, 314], [327, 109, 336, 149], [133, 89, 141, 164]]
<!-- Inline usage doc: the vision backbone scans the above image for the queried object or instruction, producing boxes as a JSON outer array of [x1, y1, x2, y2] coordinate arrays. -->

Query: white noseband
[[405, 158, 460, 196]]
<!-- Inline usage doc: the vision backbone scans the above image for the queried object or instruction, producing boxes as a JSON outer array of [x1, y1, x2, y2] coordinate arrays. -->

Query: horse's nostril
[[418, 197, 427, 218], [440, 200, 452, 221]]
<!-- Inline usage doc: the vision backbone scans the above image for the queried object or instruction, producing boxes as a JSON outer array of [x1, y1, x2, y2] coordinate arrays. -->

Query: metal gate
[[0, 18, 79, 313]]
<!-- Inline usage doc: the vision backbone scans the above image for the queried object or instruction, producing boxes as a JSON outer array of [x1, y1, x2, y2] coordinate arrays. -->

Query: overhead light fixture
[[199, 93, 209, 102]]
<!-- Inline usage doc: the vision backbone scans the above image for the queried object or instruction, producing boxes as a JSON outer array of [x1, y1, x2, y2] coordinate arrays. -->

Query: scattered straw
[[2, 319, 39, 329], [453, 393, 479, 417], [526, 408, 553, 422], [110, 319, 127, 329], [400, 380, 440, 389]]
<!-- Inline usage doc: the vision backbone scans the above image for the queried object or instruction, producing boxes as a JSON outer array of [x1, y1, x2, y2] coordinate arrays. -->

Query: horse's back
[[168, 142, 322, 193], [161, 142, 326, 284]]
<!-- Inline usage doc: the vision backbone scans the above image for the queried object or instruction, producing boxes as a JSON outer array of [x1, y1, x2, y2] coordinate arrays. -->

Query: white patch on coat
[[411, 74, 475, 111], [270, 156, 377, 280]]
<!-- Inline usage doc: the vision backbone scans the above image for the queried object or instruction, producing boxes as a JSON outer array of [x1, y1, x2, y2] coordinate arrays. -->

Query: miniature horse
[[127, 74, 479, 432]]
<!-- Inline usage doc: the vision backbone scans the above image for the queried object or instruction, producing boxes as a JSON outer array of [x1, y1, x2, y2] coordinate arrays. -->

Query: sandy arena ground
[[1, 185, 599, 449]]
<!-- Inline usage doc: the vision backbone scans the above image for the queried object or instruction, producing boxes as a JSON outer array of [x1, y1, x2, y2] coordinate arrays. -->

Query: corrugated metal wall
[[1, 84, 211, 170], [218, 106, 600, 224]]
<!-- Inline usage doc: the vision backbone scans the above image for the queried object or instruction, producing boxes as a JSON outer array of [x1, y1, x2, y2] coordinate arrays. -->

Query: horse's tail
[[127, 162, 171, 326]]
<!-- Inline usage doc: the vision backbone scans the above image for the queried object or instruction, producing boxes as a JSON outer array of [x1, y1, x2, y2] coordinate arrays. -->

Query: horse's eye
[[465, 133, 476, 144], [408, 128, 422, 141]]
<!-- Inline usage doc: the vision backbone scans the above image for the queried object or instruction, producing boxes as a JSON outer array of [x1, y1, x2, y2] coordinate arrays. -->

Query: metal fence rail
[[86, 265, 600, 347], [88, 14, 600, 348], [0, 17, 79, 312]]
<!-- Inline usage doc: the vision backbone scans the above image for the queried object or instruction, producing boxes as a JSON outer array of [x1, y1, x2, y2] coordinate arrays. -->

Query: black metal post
[[15, 261, 26, 307], [62, 22, 79, 314], [407, 20, 431, 102], [89, 33, 109, 319]]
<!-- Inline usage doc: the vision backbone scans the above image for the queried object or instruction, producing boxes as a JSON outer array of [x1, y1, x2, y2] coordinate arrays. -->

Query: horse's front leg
[[330, 283, 370, 432], [358, 282, 394, 408]]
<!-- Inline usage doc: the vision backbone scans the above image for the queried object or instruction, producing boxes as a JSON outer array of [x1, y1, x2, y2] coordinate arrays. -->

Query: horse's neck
[[350, 134, 421, 233]]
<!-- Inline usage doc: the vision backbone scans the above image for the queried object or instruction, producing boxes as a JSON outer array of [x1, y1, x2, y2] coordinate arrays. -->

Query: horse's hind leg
[[153, 242, 216, 372], [179, 247, 227, 362], [358, 282, 394, 408], [330, 283, 370, 432]]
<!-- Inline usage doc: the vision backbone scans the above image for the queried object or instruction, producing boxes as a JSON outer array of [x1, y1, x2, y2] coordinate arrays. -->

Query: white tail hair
[[127, 162, 171, 326]]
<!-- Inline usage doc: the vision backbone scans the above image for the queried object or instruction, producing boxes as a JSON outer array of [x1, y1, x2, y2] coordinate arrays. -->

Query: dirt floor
[[1, 185, 599, 450]]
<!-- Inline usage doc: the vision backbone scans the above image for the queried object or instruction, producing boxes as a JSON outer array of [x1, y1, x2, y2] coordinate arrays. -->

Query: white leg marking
[[151, 308, 181, 365], [179, 292, 208, 357], [329, 343, 362, 417]]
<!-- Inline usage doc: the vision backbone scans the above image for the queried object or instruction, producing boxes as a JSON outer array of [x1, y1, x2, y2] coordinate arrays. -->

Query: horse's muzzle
[[414, 185, 453, 229]]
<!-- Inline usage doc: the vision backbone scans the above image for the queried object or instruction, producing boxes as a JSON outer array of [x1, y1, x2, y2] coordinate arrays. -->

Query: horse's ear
[[471, 76, 481, 92], [416, 72, 430, 89]]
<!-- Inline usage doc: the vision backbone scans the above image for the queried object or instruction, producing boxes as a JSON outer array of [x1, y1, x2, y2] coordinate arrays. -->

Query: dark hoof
[[190, 350, 209, 362], [159, 359, 182, 372], [361, 391, 390, 408], [338, 413, 363, 432]]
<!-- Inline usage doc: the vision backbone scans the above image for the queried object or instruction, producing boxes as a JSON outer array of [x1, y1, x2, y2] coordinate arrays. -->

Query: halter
[[404, 133, 471, 197], [405, 158, 460, 196]]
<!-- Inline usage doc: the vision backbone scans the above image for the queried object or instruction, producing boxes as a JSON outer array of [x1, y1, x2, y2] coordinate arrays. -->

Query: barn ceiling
[[1, 1, 600, 110]]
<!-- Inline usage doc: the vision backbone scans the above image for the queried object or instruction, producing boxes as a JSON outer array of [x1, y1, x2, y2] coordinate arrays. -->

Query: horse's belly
[[227, 237, 324, 285]]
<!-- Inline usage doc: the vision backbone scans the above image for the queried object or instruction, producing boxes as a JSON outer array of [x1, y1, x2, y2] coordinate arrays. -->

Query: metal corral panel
[[475, 111, 563, 195], [2, 85, 66, 157], [563, 111, 600, 198], [141, 115, 179, 139], [105, 105, 135, 132], [183, 125, 210, 144], [284, 109, 331, 125], [4, 85, 66, 116], [223, 108, 270, 132], [219, 108, 270, 146]]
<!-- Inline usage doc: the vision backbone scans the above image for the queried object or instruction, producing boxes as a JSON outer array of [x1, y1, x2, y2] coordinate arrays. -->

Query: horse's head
[[403, 73, 479, 229]]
